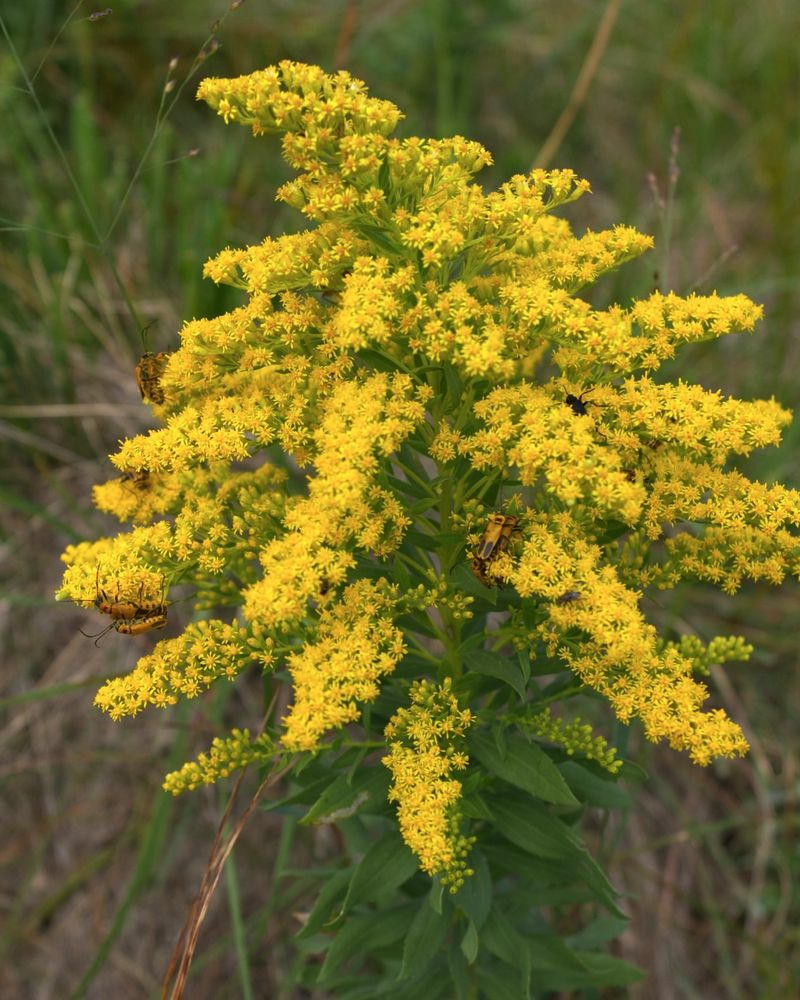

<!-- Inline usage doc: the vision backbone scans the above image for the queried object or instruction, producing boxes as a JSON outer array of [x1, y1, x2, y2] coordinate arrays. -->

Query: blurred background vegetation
[[1, 1, 798, 997]]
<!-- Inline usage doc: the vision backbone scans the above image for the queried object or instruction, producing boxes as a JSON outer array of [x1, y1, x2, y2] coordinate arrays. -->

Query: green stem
[[431, 401, 464, 680], [404, 634, 442, 665], [339, 739, 387, 750], [392, 456, 436, 496], [394, 549, 436, 580], [463, 470, 501, 503], [534, 684, 586, 708]]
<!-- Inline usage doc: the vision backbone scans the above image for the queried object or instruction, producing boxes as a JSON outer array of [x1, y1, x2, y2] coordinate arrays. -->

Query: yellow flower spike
[[282, 580, 405, 751], [94, 620, 272, 719], [506, 521, 749, 763], [163, 728, 275, 795], [384, 678, 475, 890]]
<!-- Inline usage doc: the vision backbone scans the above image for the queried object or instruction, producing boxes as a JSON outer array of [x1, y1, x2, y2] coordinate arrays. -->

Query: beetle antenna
[[79, 623, 114, 645]]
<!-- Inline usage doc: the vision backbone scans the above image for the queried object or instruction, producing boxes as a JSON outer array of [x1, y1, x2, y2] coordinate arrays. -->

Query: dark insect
[[555, 590, 582, 605], [564, 390, 593, 417]]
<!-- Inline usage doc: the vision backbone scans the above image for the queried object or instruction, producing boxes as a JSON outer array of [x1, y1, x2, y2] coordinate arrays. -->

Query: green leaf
[[457, 631, 491, 657], [618, 759, 649, 783], [485, 794, 578, 859], [403, 528, 443, 552], [398, 888, 450, 981], [484, 907, 585, 987], [453, 850, 491, 928], [521, 600, 542, 630], [465, 651, 526, 701], [531, 951, 643, 989], [481, 907, 527, 967], [409, 497, 436, 515], [447, 943, 472, 1000], [435, 531, 469, 547], [442, 363, 464, 406], [516, 647, 531, 686], [567, 915, 630, 951], [392, 555, 412, 591], [460, 919, 479, 964], [300, 767, 391, 825], [595, 518, 631, 545], [262, 775, 331, 812], [528, 654, 568, 677], [558, 761, 631, 809], [430, 878, 446, 915], [397, 613, 441, 639], [357, 346, 408, 372], [482, 844, 566, 887], [385, 473, 433, 500], [477, 962, 529, 1000], [488, 794, 623, 915], [459, 791, 493, 821], [317, 904, 415, 981], [339, 830, 419, 916], [470, 731, 579, 806], [352, 221, 403, 255], [295, 868, 352, 940]]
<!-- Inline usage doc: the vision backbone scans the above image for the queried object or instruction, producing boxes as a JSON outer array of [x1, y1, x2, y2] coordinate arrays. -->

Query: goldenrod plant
[[57, 62, 798, 995]]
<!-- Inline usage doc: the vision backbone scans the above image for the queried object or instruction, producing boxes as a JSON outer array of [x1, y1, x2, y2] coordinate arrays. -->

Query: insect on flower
[[120, 468, 151, 492], [135, 326, 168, 405], [470, 513, 520, 588], [564, 389, 594, 417], [82, 568, 169, 644], [555, 590, 582, 605]]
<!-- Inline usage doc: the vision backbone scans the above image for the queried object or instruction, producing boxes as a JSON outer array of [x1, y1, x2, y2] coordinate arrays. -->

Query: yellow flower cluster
[[501, 519, 748, 765], [330, 258, 417, 351], [57, 59, 800, 868], [94, 620, 272, 720], [518, 220, 654, 289], [383, 679, 475, 889], [241, 373, 427, 634], [520, 708, 622, 774], [282, 580, 406, 751], [197, 62, 402, 142], [60, 464, 290, 617], [203, 224, 364, 294], [58, 529, 173, 606], [93, 469, 179, 525], [466, 383, 647, 524], [163, 728, 275, 795]]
